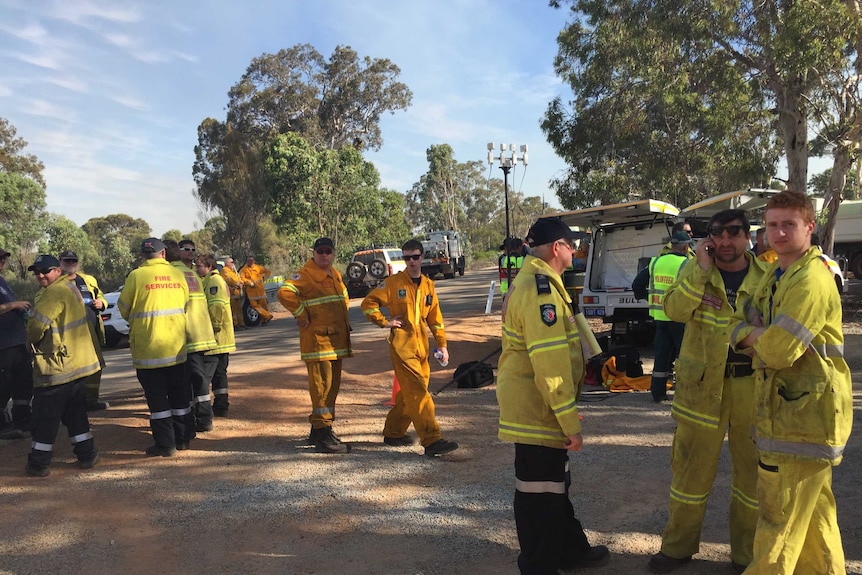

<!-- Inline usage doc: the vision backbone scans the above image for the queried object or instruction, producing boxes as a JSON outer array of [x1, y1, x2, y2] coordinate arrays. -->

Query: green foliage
[[226, 44, 412, 151], [544, 0, 782, 209], [810, 169, 859, 202], [0, 172, 48, 278], [262, 133, 407, 264], [82, 214, 152, 291], [0, 117, 45, 188], [41, 214, 101, 270]]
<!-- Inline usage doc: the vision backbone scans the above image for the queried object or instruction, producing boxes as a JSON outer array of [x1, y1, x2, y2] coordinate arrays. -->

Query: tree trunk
[[773, 82, 809, 191], [822, 148, 852, 257]]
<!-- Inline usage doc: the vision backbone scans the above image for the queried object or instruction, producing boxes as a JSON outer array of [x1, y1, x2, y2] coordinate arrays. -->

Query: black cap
[[141, 237, 167, 254], [671, 231, 693, 245], [526, 217, 578, 247], [0, 249, 10, 258], [27, 254, 61, 273], [313, 237, 334, 251], [59, 250, 78, 260]]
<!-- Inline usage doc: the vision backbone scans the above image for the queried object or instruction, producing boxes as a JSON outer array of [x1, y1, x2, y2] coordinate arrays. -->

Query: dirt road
[[1, 271, 860, 575]]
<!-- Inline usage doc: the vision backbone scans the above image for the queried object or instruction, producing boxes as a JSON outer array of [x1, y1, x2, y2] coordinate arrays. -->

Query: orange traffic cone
[[384, 375, 401, 406]]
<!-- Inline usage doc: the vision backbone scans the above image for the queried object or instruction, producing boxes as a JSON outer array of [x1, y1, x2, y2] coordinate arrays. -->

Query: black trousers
[[28, 377, 95, 469], [186, 352, 218, 426], [0, 344, 34, 428], [514, 443, 592, 575], [211, 353, 229, 411], [137, 363, 193, 448]]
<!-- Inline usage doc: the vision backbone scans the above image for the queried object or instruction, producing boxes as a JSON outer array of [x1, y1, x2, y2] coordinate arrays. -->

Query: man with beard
[[648, 210, 769, 573]]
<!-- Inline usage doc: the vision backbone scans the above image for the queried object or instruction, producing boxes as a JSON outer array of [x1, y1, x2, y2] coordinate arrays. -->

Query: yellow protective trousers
[[744, 456, 844, 575], [306, 359, 342, 428], [247, 292, 272, 322], [661, 376, 758, 566], [383, 347, 441, 447], [229, 296, 243, 327]]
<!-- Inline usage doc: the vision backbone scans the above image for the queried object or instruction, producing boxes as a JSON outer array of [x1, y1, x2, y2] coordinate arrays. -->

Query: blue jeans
[[650, 320, 685, 400]]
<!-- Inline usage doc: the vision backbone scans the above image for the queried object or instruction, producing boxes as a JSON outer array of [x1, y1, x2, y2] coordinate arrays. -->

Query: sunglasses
[[180, 247, 196, 252], [315, 249, 333, 255], [61, 258, 78, 263], [707, 225, 745, 238], [402, 254, 422, 261]]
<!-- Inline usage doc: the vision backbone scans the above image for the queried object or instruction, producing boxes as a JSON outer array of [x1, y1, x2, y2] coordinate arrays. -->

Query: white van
[[552, 199, 680, 345]]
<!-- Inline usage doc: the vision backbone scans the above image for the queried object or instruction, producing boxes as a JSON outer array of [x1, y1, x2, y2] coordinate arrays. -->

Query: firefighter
[[648, 210, 769, 574], [240, 255, 273, 325], [196, 254, 235, 418], [644, 232, 691, 401], [58, 250, 109, 411], [0, 247, 33, 440], [118, 238, 191, 456], [361, 239, 458, 457], [171, 240, 217, 433], [498, 237, 524, 295], [278, 237, 353, 453], [729, 190, 852, 575], [754, 228, 778, 263], [220, 257, 246, 330], [25, 255, 101, 477], [496, 217, 609, 573]]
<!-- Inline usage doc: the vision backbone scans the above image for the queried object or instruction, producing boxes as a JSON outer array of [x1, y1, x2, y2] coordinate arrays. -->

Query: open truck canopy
[[547, 199, 679, 345]]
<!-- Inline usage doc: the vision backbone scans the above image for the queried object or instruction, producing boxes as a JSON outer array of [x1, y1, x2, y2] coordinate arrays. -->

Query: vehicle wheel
[[368, 259, 388, 279], [243, 298, 261, 327], [346, 262, 366, 282], [102, 327, 121, 348], [458, 265, 465, 277], [851, 253, 862, 280]]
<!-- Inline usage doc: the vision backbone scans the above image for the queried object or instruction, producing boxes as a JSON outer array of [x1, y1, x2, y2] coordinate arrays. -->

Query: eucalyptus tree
[[547, 0, 862, 255], [0, 117, 45, 188], [193, 44, 412, 257]]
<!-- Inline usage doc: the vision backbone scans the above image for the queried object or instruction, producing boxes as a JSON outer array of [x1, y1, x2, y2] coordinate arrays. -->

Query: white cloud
[[51, 1, 141, 26], [47, 75, 89, 93], [110, 94, 148, 112], [26, 99, 76, 121]]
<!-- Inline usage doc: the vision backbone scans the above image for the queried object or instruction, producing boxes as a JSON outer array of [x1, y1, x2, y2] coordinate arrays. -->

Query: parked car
[[100, 290, 128, 348], [242, 275, 285, 327], [345, 247, 406, 298]]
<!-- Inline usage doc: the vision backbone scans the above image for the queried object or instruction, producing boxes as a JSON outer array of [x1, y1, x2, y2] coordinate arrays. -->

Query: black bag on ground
[[454, 361, 496, 388], [608, 345, 644, 378]]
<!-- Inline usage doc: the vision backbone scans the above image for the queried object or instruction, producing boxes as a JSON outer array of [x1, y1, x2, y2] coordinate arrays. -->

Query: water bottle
[[434, 348, 448, 367]]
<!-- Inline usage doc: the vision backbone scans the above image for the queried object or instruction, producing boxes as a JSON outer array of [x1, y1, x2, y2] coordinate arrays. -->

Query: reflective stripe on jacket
[[496, 255, 583, 449], [240, 263, 270, 301], [361, 270, 446, 362], [203, 270, 236, 355], [729, 247, 852, 465], [173, 262, 216, 354], [664, 251, 769, 428], [278, 260, 352, 362], [648, 253, 687, 321], [27, 274, 100, 387], [118, 258, 189, 369]]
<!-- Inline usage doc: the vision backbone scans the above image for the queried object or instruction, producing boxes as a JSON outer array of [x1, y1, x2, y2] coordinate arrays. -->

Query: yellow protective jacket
[[496, 255, 583, 448], [173, 262, 216, 354], [361, 270, 446, 362], [27, 274, 101, 387], [221, 265, 243, 299], [664, 251, 769, 428], [499, 254, 524, 294], [278, 260, 352, 362], [118, 258, 189, 369], [202, 270, 235, 355], [240, 263, 270, 300], [648, 253, 688, 321], [729, 247, 853, 465], [73, 271, 108, 345]]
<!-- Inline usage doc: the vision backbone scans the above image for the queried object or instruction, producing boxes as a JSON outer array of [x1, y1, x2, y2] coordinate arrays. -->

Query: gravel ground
[[0, 283, 860, 575]]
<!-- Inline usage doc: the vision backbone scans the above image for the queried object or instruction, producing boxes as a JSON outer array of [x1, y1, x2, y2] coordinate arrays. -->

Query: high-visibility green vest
[[499, 255, 524, 295], [648, 253, 687, 321]]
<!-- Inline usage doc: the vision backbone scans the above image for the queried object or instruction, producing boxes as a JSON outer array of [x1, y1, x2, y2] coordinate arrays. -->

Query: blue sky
[[0, 0, 575, 237]]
